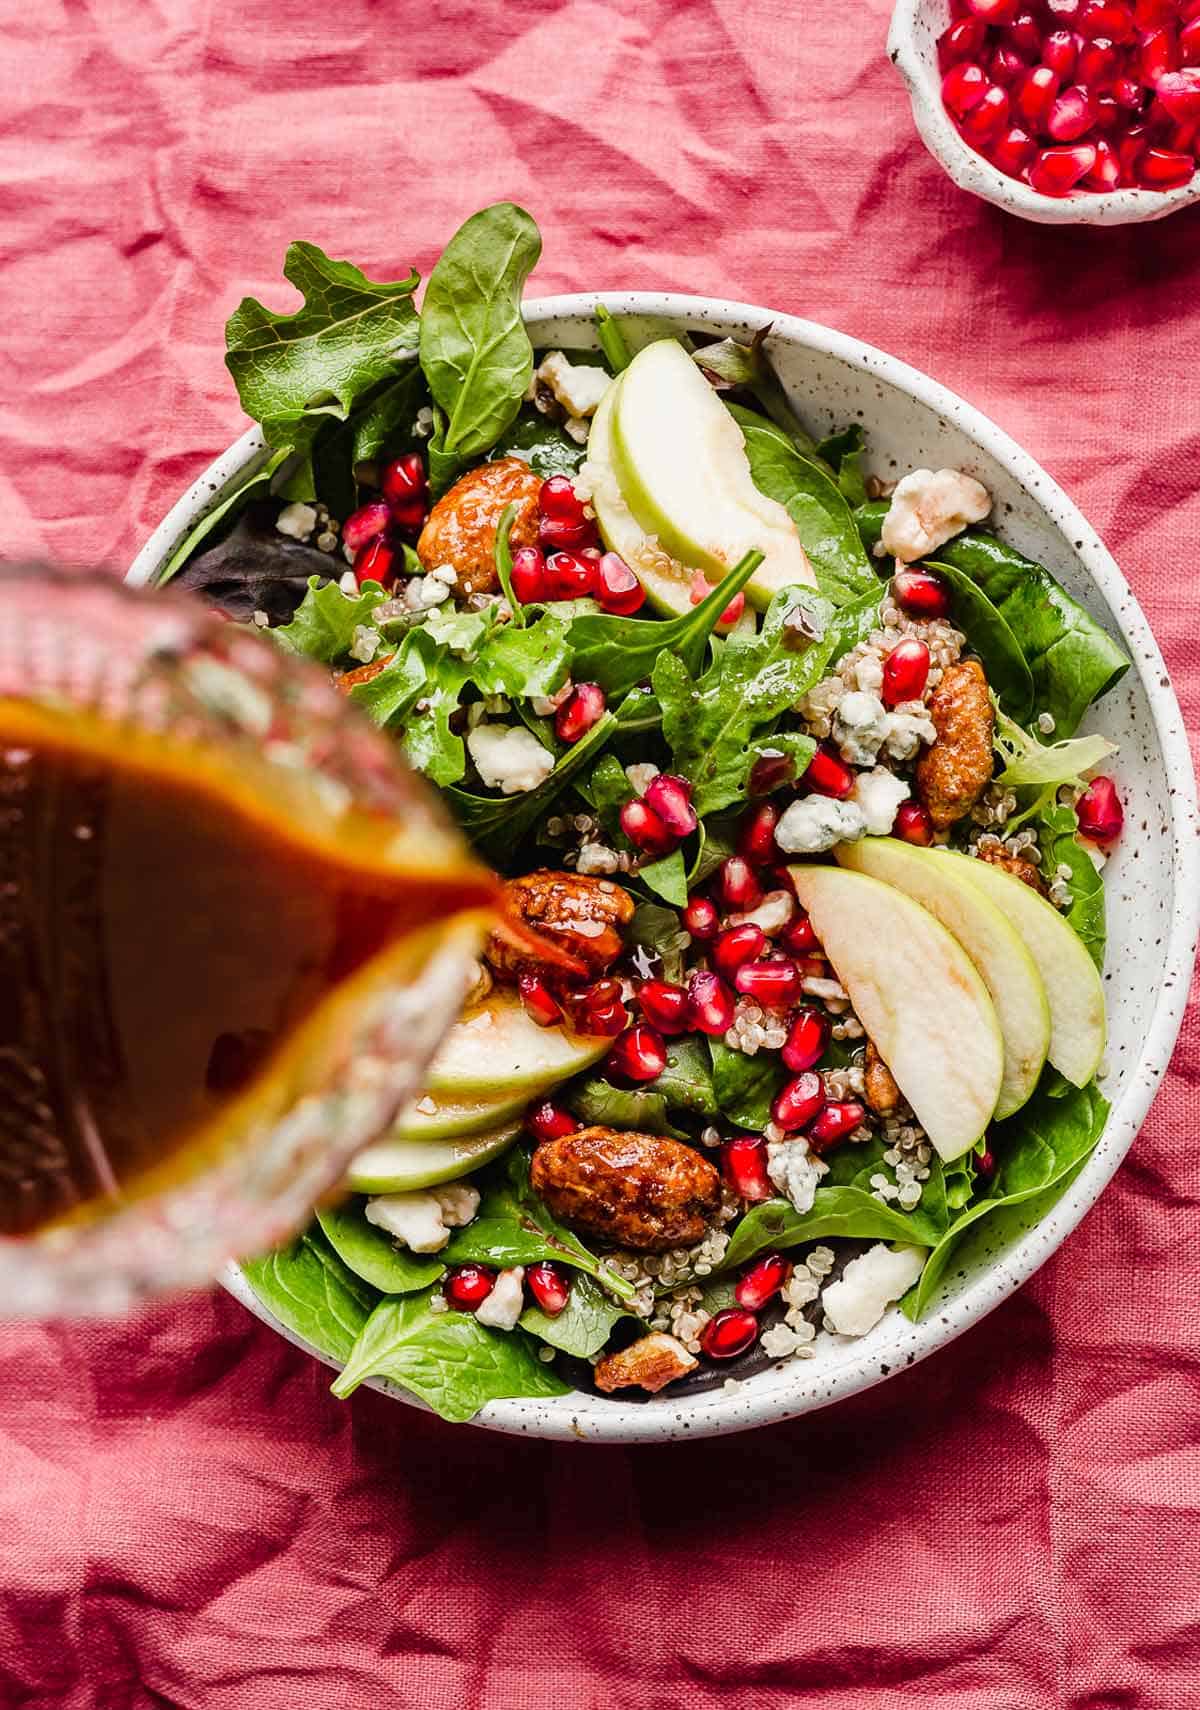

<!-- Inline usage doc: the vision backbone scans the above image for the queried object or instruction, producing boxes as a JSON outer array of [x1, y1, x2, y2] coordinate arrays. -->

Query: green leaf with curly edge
[[566, 549, 764, 702], [225, 244, 420, 455], [568, 1077, 688, 1140], [241, 1229, 377, 1363], [925, 560, 1035, 720], [273, 575, 389, 663], [520, 1271, 632, 1358], [157, 448, 290, 586], [330, 1288, 568, 1418], [1035, 798, 1107, 970], [418, 203, 541, 495], [902, 1078, 1109, 1320], [315, 1202, 444, 1295], [992, 705, 1115, 790], [721, 1188, 943, 1274], [709, 1040, 785, 1132]]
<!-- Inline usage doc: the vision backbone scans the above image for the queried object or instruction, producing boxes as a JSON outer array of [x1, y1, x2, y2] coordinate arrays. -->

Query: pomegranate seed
[[353, 535, 397, 588], [771, 1071, 825, 1134], [1138, 25, 1179, 84], [444, 1265, 496, 1310], [1134, 0, 1175, 25], [780, 911, 819, 954], [637, 979, 690, 1035], [801, 744, 855, 800], [1042, 30, 1080, 79], [381, 452, 426, 509], [1016, 63, 1061, 127], [390, 495, 427, 532], [686, 970, 736, 1036], [619, 797, 674, 856], [750, 750, 799, 796], [722, 1136, 774, 1202], [700, 1307, 759, 1360], [940, 17, 987, 65], [881, 638, 931, 708], [735, 955, 802, 1007], [1047, 84, 1096, 139], [1007, 10, 1043, 58], [718, 855, 764, 910], [1029, 141, 1098, 189], [1182, 18, 1200, 66], [992, 122, 1039, 174], [1076, 35, 1118, 85], [539, 513, 595, 553], [1137, 142, 1196, 183], [807, 1101, 868, 1151], [1076, 774, 1124, 840], [977, 1147, 997, 1178], [526, 1260, 571, 1317], [991, 44, 1030, 89], [782, 1007, 829, 1073], [606, 1023, 667, 1083], [892, 566, 952, 619], [689, 568, 744, 631], [964, 0, 1018, 21], [1080, 0, 1135, 40], [518, 971, 562, 1027], [1085, 134, 1123, 185], [594, 551, 644, 614], [555, 681, 607, 744], [735, 1253, 793, 1311], [962, 82, 1013, 141], [1185, 0, 1200, 26], [538, 474, 588, 524], [342, 500, 391, 554], [645, 773, 698, 838], [527, 1099, 578, 1142], [1091, 94, 1122, 132], [1045, 0, 1082, 18], [943, 60, 991, 118], [739, 802, 781, 864], [894, 800, 935, 846], [571, 979, 628, 1036], [1112, 74, 1144, 110], [545, 549, 597, 599], [509, 545, 547, 604], [1156, 68, 1200, 122], [681, 895, 719, 940], [1118, 125, 1149, 179], [713, 923, 767, 981]]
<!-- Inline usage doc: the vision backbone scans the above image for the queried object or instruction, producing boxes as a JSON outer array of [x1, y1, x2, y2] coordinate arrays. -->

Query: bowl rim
[[888, 0, 1200, 227], [130, 289, 1200, 1443]]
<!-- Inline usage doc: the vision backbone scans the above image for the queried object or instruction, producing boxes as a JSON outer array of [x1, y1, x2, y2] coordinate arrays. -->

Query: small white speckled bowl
[[890, 0, 1200, 225], [129, 293, 1199, 1443]]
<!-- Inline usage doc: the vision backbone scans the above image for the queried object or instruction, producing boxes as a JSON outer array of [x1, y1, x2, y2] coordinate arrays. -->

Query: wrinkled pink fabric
[[1, 1, 1199, 1705]]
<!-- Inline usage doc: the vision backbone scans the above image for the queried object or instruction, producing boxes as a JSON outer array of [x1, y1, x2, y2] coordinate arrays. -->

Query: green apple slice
[[424, 989, 610, 1099], [788, 864, 1004, 1161], [589, 339, 815, 614], [344, 1120, 522, 1194], [937, 849, 1106, 1088], [395, 1086, 532, 1143], [836, 837, 1050, 1120]]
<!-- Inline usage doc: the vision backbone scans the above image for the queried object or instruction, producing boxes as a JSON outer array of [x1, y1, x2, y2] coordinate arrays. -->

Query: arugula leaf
[[903, 1079, 1109, 1318], [638, 847, 688, 905], [721, 1189, 942, 1272], [419, 203, 541, 494], [709, 1041, 785, 1131], [652, 585, 831, 814], [520, 1271, 630, 1358], [330, 1288, 568, 1419], [925, 559, 1035, 720], [567, 549, 764, 701], [273, 575, 388, 663], [568, 1077, 688, 1139], [815, 424, 868, 507], [442, 712, 616, 865], [225, 244, 420, 456], [157, 448, 290, 586], [1036, 799, 1107, 968], [496, 407, 590, 476], [993, 706, 1116, 790], [731, 404, 877, 605], [315, 1201, 444, 1295], [241, 1229, 377, 1363]]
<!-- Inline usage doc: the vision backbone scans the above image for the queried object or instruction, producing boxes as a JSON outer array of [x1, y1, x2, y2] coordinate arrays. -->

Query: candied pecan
[[863, 1040, 902, 1117], [976, 844, 1048, 895], [914, 658, 994, 830], [416, 457, 542, 596], [334, 655, 393, 694], [594, 1333, 698, 1395], [486, 869, 634, 982], [531, 1128, 721, 1253]]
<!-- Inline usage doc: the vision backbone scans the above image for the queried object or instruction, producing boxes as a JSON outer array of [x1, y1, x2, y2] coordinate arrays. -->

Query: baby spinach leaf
[[594, 304, 632, 375], [721, 1188, 941, 1273], [827, 587, 885, 665], [815, 424, 868, 508], [315, 1201, 444, 1295], [731, 404, 877, 606], [495, 408, 588, 476], [852, 497, 889, 555], [520, 1271, 631, 1358], [1035, 799, 1107, 968], [709, 1041, 785, 1132], [638, 847, 688, 906], [568, 1078, 688, 1139], [419, 203, 541, 493], [241, 1228, 377, 1363], [567, 549, 764, 701], [992, 706, 1115, 790], [350, 364, 429, 466], [925, 559, 1035, 720], [652, 585, 832, 814], [330, 1288, 568, 1419], [443, 711, 616, 865], [628, 901, 691, 985], [274, 575, 388, 663], [648, 1035, 719, 1117], [903, 1079, 1109, 1319], [225, 244, 420, 456]]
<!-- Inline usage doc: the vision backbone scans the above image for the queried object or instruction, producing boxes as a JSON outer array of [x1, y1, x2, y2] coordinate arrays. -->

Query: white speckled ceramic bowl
[[129, 293, 1199, 1443], [890, 0, 1200, 226]]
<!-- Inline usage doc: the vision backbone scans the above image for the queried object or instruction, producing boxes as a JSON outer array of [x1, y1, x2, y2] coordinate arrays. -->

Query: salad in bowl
[[138, 204, 1141, 1429]]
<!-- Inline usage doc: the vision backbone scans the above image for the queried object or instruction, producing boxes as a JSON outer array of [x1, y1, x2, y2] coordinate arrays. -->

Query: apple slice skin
[[836, 837, 1050, 1120], [424, 990, 610, 1098], [344, 1121, 523, 1194], [588, 385, 696, 617], [395, 1086, 532, 1143], [937, 849, 1106, 1088], [788, 864, 1005, 1162]]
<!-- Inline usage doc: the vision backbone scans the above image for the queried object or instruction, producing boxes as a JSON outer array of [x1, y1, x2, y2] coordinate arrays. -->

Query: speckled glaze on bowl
[[129, 294, 1199, 1443], [889, 0, 1200, 226]]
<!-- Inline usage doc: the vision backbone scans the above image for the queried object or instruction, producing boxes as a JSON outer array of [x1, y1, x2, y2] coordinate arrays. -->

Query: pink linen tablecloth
[[2, 2, 1199, 1705]]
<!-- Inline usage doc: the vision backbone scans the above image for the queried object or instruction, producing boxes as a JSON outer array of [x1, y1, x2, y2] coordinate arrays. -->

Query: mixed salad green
[[161, 204, 1130, 1421]]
